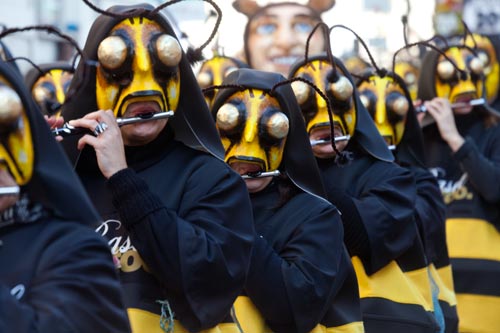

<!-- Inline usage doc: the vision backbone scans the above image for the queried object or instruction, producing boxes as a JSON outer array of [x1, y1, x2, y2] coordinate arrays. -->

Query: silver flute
[[0, 186, 20, 196], [415, 98, 485, 113], [52, 111, 174, 137], [241, 170, 281, 179], [310, 135, 351, 147]]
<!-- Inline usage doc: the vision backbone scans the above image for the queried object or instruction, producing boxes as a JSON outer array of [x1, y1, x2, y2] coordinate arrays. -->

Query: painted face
[[197, 56, 243, 107], [31, 69, 73, 116], [464, 33, 500, 104], [434, 46, 483, 114], [214, 89, 288, 178], [290, 59, 356, 158], [394, 61, 419, 101], [96, 17, 181, 118], [0, 79, 34, 185], [246, 4, 324, 76], [358, 75, 409, 147]]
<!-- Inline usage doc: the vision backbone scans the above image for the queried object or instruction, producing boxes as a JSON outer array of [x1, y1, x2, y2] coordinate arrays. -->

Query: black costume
[[419, 45, 500, 332], [211, 69, 363, 333], [289, 55, 440, 332], [0, 59, 130, 332], [61, 4, 254, 333], [356, 69, 458, 333]]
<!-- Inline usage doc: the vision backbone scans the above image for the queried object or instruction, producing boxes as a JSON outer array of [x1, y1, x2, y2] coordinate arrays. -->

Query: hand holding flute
[[418, 97, 465, 152]]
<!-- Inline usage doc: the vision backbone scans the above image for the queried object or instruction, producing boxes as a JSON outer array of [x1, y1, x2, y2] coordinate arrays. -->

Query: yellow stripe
[[406, 266, 433, 310], [127, 308, 240, 333], [352, 257, 432, 311], [446, 218, 500, 261], [233, 296, 365, 333], [433, 265, 457, 306], [456, 294, 500, 333], [233, 296, 269, 333]]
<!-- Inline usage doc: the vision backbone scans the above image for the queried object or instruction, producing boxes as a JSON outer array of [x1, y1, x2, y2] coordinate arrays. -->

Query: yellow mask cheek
[[485, 63, 500, 102], [0, 113, 34, 185], [267, 145, 285, 171]]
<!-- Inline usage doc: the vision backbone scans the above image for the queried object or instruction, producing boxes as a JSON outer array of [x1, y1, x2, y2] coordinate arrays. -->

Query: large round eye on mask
[[359, 94, 370, 109], [156, 34, 182, 67], [197, 72, 212, 88], [33, 85, 52, 105], [291, 80, 310, 105], [0, 85, 22, 131], [469, 56, 484, 75], [388, 95, 409, 116], [437, 60, 455, 80], [267, 112, 289, 139], [330, 75, 353, 101], [217, 103, 240, 131], [98, 36, 128, 70]]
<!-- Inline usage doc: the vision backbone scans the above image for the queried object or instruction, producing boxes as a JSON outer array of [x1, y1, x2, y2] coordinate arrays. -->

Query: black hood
[[60, 3, 225, 169], [0, 59, 100, 226], [211, 68, 328, 201], [289, 54, 394, 162]]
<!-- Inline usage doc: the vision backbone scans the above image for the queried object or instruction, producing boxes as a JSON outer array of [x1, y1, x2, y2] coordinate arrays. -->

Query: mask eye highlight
[[387, 94, 409, 116], [155, 34, 182, 67], [291, 80, 310, 105], [266, 112, 289, 139], [216, 103, 240, 131], [469, 56, 484, 75], [330, 75, 353, 101], [0, 85, 22, 132], [98, 36, 129, 70], [437, 60, 456, 81]]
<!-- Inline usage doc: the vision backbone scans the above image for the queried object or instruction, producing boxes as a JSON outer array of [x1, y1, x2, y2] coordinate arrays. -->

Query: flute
[[310, 135, 351, 147], [0, 186, 20, 196], [241, 170, 281, 179], [52, 111, 175, 137], [415, 98, 485, 113]]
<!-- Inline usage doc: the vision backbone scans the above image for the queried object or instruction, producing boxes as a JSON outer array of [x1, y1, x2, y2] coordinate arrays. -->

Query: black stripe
[[438, 300, 458, 333], [451, 258, 500, 296], [360, 297, 440, 333]]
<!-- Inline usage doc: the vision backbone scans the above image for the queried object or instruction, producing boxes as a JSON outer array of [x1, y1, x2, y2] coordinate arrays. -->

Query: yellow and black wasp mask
[[463, 33, 500, 105], [197, 55, 249, 107], [418, 40, 500, 121], [0, 58, 100, 225], [211, 68, 327, 199], [289, 53, 393, 162], [357, 71, 409, 147], [25, 62, 74, 117], [95, 15, 181, 117], [418, 43, 483, 105], [288, 21, 394, 162], [62, 3, 226, 167], [394, 60, 420, 101], [357, 68, 426, 167]]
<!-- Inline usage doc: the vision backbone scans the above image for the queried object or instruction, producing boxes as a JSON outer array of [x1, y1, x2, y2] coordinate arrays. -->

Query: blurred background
[[0, 0, 498, 74]]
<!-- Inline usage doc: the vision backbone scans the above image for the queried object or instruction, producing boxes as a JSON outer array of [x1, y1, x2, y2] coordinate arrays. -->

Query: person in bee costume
[[0, 57, 131, 332], [59, 2, 254, 333], [356, 64, 458, 332], [24, 61, 74, 117], [233, 0, 335, 77], [418, 39, 500, 332], [289, 37, 441, 330], [209, 68, 364, 333]]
